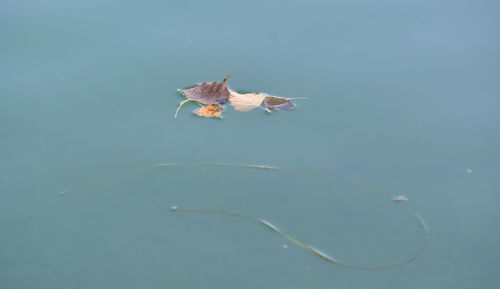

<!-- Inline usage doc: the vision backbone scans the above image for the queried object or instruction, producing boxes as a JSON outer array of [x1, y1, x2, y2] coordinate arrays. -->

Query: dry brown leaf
[[228, 90, 267, 112], [178, 76, 230, 105], [175, 76, 307, 118], [264, 96, 295, 111], [193, 104, 224, 118], [264, 96, 308, 111], [175, 76, 230, 118]]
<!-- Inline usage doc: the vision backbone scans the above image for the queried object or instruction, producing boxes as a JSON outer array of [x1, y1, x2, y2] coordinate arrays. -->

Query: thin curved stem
[[170, 205, 428, 271], [174, 99, 195, 118], [59, 162, 428, 270]]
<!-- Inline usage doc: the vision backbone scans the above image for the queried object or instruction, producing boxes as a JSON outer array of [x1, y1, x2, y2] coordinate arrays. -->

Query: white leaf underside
[[228, 90, 267, 112]]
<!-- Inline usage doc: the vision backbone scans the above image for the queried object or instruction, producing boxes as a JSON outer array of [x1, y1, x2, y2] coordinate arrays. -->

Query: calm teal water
[[1, 0, 499, 288]]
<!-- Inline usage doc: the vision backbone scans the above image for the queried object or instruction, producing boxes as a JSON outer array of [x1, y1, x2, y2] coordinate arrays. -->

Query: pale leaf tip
[[392, 195, 409, 203]]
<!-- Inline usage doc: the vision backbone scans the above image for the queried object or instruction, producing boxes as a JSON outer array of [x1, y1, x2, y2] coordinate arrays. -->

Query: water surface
[[1, 0, 499, 288]]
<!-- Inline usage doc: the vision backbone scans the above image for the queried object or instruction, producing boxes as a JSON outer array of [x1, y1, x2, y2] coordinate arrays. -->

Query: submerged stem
[[59, 162, 428, 270], [170, 204, 428, 271]]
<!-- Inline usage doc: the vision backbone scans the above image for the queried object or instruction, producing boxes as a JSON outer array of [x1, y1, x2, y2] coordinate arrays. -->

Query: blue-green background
[[1, 0, 499, 288]]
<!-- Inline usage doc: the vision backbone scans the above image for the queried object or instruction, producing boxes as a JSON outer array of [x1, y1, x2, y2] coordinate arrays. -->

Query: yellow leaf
[[193, 104, 224, 118]]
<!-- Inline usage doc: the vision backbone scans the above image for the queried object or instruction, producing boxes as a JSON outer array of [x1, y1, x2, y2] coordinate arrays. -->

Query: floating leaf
[[175, 76, 307, 118], [194, 104, 224, 118], [264, 96, 296, 111], [228, 90, 267, 112], [178, 75, 230, 105], [175, 76, 230, 118]]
